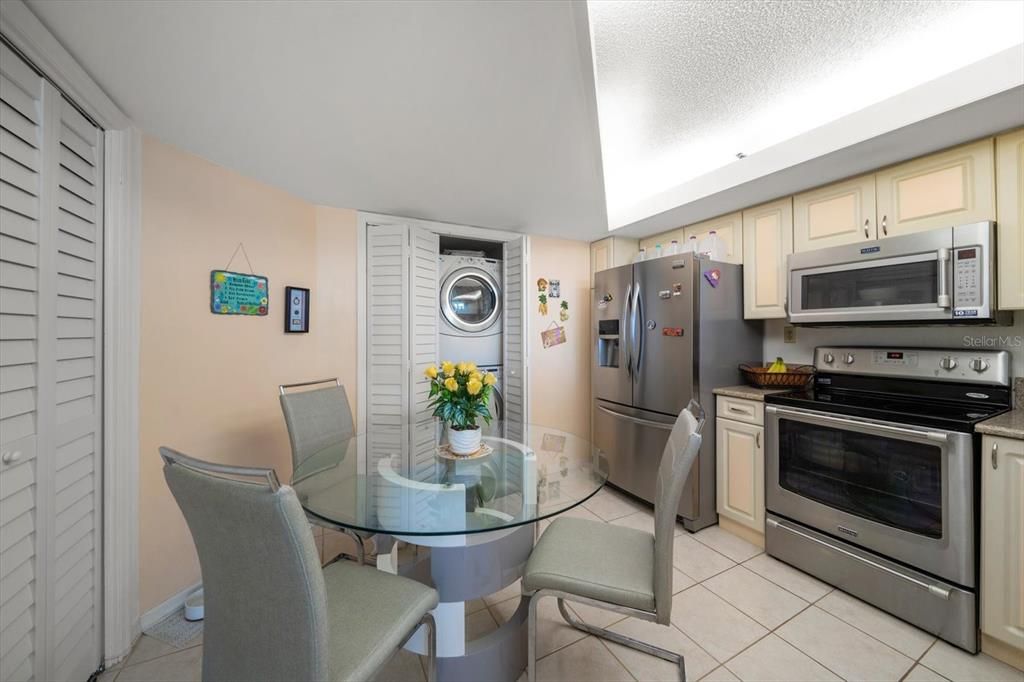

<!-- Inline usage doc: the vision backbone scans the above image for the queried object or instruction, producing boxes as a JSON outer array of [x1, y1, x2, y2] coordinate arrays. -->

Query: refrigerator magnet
[[703, 269, 721, 288]]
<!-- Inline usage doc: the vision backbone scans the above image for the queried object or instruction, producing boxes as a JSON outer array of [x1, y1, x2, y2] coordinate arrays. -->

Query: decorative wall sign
[[548, 279, 561, 298], [210, 270, 268, 315], [541, 322, 567, 348], [285, 286, 310, 333]]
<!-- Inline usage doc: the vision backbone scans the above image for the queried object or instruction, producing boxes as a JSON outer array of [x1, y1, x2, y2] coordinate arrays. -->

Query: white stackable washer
[[438, 255, 502, 366]]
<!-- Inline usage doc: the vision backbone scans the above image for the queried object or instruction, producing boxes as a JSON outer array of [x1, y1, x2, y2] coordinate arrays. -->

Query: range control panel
[[814, 346, 1010, 386]]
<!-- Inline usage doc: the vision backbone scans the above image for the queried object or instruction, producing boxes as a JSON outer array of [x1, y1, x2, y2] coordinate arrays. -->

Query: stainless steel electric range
[[764, 346, 1012, 652]]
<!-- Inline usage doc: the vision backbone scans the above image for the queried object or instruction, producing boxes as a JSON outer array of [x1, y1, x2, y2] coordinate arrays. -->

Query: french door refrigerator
[[592, 253, 762, 531]]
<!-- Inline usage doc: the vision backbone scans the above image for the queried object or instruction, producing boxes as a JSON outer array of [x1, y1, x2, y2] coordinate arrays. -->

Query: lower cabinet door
[[981, 435, 1024, 655], [716, 417, 764, 532]]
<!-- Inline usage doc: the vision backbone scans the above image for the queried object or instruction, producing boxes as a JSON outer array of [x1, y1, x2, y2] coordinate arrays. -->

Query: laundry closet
[[357, 215, 530, 479]]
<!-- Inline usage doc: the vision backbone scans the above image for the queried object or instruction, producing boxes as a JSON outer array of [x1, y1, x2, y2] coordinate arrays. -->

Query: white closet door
[[365, 225, 409, 520], [0, 44, 102, 682], [50, 95, 102, 682], [1, 41, 45, 682], [408, 227, 438, 483], [502, 236, 528, 443]]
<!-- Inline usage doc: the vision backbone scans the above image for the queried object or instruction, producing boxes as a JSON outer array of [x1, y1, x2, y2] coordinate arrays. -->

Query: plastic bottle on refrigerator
[[687, 235, 699, 254], [699, 230, 726, 260], [668, 239, 679, 255], [635, 247, 646, 262], [654, 243, 663, 258]]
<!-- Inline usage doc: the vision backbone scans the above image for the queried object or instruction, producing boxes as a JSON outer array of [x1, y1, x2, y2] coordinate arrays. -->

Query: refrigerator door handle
[[633, 281, 643, 379], [596, 404, 674, 431], [623, 283, 633, 378]]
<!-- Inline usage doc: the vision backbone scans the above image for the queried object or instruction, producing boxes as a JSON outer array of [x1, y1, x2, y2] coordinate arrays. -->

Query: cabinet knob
[[863, 219, 870, 239], [881, 215, 888, 236], [1, 451, 21, 465], [992, 441, 998, 470]]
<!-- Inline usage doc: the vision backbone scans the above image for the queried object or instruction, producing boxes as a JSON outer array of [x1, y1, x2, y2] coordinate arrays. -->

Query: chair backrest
[[160, 447, 330, 682], [652, 400, 705, 624], [279, 379, 355, 471]]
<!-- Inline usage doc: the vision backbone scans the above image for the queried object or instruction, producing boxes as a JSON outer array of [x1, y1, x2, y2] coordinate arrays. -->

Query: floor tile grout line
[[898, 639, 944, 682], [739, 553, 835, 604], [120, 638, 203, 670], [591, 635, 640, 682], [810, 595, 936, 664]]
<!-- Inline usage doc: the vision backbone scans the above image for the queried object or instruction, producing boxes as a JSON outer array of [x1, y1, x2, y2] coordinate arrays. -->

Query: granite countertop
[[713, 385, 791, 402], [976, 409, 1024, 439]]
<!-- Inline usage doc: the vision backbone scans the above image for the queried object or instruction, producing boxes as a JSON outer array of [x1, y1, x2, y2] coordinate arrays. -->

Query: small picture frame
[[548, 279, 561, 298], [284, 286, 310, 333]]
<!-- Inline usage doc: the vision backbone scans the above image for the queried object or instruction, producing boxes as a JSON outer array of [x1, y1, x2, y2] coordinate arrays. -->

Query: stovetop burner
[[764, 346, 1012, 433], [766, 386, 1008, 432]]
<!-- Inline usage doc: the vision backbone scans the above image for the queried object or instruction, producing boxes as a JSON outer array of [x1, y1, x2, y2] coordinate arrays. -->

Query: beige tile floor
[[100, 488, 1023, 682]]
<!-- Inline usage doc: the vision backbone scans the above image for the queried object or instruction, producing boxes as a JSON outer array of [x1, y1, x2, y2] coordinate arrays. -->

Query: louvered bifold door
[[0, 43, 103, 682], [365, 224, 410, 525], [49, 94, 103, 682], [0, 41, 45, 682], [408, 227, 438, 487], [502, 236, 528, 444]]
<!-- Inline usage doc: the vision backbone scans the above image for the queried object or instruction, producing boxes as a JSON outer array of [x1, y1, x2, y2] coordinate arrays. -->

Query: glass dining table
[[290, 423, 609, 682]]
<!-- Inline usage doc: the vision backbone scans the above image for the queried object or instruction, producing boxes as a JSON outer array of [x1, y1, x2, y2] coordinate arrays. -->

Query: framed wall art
[[285, 286, 310, 333]]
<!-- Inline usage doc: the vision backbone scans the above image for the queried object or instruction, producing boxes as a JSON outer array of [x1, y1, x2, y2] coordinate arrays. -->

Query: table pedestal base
[[394, 524, 535, 682]]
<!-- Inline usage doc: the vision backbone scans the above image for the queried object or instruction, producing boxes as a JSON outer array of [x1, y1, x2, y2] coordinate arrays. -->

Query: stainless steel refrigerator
[[592, 253, 762, 531]]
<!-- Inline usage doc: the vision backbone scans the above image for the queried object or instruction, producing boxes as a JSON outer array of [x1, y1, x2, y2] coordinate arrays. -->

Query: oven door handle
[[766, 518, 952, 600], [766, 405, 950, 443]]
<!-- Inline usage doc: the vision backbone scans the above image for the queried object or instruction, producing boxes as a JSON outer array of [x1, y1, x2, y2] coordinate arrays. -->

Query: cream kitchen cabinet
[[794, 173, 877, 252], [742, 198, 793, 319], [590, 236, 638, 287], [980, 434, 1024, 666], [996, 129, 1024, 310], [875, 138, 996, 238], [716, 396, 765, 545]]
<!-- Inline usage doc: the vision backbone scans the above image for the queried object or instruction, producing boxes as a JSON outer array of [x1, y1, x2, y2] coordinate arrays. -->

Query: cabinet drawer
[[716, 396, 764, 425]]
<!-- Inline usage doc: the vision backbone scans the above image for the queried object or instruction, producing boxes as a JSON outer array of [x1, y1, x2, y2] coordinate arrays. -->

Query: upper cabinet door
[[742, 198, 793, 319], [683, 212, 744, 264], [875, 138, 996, 238], [996, 129, 1024, 310], [794, 174, 876, 252]]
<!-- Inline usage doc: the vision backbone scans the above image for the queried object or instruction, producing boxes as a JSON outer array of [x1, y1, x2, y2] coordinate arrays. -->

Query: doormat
[[143, 609, 204, 649]]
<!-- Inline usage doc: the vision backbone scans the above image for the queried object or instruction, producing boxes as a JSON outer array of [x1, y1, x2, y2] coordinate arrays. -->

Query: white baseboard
[[140, 582, 202, 632]]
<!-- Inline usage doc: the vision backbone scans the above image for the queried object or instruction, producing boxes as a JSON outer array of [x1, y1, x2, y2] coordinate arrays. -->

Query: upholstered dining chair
[[280, 378, 369, 564], [522, 400, 706, 682], [160, 446, 438, 682]]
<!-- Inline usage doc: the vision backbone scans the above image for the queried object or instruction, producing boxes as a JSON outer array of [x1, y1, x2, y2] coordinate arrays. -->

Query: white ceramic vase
[[449, 425, 482, 455]]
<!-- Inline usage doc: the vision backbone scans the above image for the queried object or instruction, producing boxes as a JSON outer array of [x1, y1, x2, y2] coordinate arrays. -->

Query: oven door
[[765, 405, 975, 587], [787, 227, 955, 324]]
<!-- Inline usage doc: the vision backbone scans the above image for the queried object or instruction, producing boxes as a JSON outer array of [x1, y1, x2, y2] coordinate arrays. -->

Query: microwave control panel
[[953, 246, 982, 310]]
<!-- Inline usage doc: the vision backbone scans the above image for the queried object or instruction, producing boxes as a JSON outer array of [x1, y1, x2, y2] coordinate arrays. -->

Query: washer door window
[[441, 269, 501, 332]]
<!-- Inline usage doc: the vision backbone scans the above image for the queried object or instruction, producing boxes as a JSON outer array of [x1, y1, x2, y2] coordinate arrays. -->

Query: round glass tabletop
[[290, 423, 608, 536]]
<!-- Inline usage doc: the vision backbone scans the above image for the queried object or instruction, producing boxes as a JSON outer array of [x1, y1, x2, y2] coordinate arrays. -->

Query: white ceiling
[[590, 0, 1024, 229], [24, 0, 609, 240], [20, 0, 1024, 242]]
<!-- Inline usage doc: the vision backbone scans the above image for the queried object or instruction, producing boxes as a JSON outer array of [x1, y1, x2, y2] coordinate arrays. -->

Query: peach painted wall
[[527, 235, 592, 439], [138, 137, 358, 613]]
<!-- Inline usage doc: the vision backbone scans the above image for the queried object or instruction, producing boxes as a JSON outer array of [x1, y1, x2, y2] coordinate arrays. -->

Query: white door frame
[[356, 211, 530, 435], [2, 1, 142, 666]]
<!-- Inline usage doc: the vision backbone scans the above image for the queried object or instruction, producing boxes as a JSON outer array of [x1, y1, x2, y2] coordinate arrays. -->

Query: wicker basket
[[739, 363, 815, 388]]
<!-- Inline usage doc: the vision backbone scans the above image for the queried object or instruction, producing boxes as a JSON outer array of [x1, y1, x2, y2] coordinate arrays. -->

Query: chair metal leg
[[422, 613, 437, 682], [555, 598, 686, 682], [341, 528, 366, 565], [527, 594, 540, 682]]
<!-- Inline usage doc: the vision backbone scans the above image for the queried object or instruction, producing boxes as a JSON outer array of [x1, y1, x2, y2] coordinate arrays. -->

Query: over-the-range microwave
[[788, 222, 1012, 325]]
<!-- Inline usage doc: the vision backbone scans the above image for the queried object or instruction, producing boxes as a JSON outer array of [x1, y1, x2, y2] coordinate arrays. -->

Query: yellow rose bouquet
[[423, 360, 497, 433]]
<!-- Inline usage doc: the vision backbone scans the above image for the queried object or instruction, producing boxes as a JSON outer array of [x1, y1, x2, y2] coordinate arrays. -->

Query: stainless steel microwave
[[788, 222, 1010, 325]]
